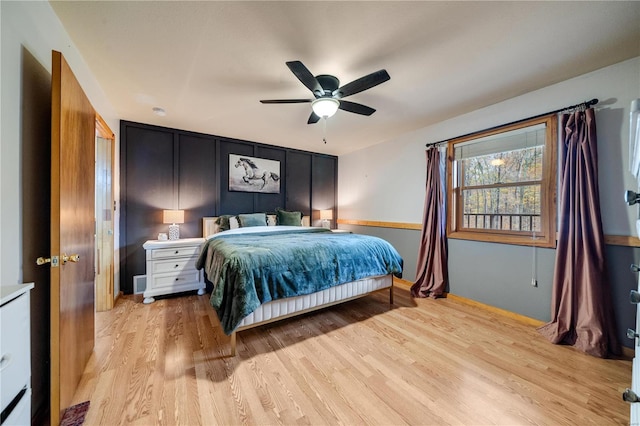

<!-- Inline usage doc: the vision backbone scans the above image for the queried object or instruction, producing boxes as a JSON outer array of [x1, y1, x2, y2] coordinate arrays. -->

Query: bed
[[198, 216, 403, 355]]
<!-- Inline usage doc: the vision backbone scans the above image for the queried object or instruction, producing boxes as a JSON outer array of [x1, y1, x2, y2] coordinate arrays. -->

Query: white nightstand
[[142, 238, 206, 304]]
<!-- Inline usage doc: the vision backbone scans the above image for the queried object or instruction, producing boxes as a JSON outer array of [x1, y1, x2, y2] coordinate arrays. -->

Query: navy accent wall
[[119, 121, 337, 294]]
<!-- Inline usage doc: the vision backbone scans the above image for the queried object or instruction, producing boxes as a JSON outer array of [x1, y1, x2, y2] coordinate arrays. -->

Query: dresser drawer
[[150, 270, 202, 290], [150, 257, 197, 274], [2, 387, 31, 426], [0, 293, 30, 412], [151, 246, 200, 260]]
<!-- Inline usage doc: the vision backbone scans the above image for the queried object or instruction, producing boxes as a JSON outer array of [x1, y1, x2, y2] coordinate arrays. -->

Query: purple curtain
[[411, 147, 448, 298], [538, 108, 620, 358]]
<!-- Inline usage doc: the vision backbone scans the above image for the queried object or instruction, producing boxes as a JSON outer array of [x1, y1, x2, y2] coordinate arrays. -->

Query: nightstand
[[142, 238, 206, 304]]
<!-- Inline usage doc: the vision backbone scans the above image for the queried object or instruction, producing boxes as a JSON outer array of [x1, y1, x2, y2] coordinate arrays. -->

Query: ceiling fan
[[260, 60, 390, 124]]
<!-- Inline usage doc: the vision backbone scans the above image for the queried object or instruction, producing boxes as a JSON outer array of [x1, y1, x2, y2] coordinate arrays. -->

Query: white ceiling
[[50, 1, 640, 156]]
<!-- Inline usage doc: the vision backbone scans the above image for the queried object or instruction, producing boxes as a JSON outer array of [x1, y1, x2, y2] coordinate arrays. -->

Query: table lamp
[[163, 209, 184, 240], [320, 209, 333, 229]]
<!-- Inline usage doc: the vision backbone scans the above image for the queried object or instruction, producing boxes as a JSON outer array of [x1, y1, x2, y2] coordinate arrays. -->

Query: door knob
[[631, 290, 640, 304], [36, 256, 59, 267], [623, 388, 640, 403], [62, 253, 80, 264], [631, 264, 640, 273], [627, 329, 639, 340]]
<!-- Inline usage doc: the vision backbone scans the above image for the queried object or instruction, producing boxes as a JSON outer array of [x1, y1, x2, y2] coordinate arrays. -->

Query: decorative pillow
[[215, 215, 234, 232], [237, 212, 267, 227], [229, 216, 240, 229], [266, 214, 277, 226], [276, 209, 302, 226]]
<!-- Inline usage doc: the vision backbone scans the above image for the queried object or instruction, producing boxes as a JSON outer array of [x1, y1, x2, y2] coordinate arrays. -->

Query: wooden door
[[50, 50, 96, 426]]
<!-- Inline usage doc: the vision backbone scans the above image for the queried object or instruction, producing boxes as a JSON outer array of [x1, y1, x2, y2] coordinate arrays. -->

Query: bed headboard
[[202, 217, 219, 238], [202, 215, 311, 238]]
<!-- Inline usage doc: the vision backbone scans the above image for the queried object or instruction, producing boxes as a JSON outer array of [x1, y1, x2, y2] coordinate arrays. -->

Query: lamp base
[[321, 219, 330, 229], [168, 224, 180, 240]]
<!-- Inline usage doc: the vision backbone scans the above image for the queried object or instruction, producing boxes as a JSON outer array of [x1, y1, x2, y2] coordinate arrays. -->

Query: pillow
[[215, 215, 234, 232], [266, 214, 277, 226], [237, 212, 267, 227], [276, 209, 302, 226], [229, 216, 240, 229]]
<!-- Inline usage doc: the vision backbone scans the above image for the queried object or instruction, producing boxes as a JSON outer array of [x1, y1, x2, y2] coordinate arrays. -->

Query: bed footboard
[[227, 274, 393, 356]]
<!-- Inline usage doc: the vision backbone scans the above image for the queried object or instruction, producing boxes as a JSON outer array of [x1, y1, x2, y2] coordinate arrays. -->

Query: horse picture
[[229, 154, 280, 193]]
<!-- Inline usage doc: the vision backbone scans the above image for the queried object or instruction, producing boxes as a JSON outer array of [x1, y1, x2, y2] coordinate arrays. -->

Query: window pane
[[454, 123, 546, 159], [462, 185, 541, 232], [462, 146, 543, 186]]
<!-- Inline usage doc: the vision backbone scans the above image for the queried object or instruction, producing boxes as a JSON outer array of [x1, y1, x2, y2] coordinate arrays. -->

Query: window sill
[[447, 230, 556, 248]]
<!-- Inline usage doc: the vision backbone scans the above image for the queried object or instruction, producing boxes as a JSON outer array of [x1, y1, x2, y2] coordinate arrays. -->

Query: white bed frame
[[201, 217, 394, 355]]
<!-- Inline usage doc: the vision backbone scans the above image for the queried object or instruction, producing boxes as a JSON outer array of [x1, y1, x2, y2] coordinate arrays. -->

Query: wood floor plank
[[70, 286, 632, 425]]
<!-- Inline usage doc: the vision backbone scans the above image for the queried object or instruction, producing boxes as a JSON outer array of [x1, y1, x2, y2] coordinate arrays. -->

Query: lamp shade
[[320, 209, 333, 220], [311, 98, 340, 118], [163, 209, 184, 224]]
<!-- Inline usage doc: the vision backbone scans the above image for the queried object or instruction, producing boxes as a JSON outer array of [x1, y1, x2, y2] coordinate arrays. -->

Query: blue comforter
[[196, 227, 403, 334]]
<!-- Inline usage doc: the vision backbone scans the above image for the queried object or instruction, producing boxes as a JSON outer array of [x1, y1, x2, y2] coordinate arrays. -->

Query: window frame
[[446, 114, 557, 248]]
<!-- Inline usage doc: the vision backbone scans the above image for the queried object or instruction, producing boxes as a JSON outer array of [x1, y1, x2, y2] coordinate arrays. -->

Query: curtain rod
[[425, 98, 598, 148]]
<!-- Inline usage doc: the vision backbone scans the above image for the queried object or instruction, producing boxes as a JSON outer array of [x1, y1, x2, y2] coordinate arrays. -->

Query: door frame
[[95, 115, 115, 311]]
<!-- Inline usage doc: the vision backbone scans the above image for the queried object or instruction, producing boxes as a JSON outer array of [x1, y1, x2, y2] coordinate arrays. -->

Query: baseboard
[[393, 277, 412, 288], [444, 292, 545, 327], [394, 277, 544, 327]]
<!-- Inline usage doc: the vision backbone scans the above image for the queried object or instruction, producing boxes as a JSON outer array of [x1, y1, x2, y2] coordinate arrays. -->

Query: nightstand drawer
[[151, 246, 200, 259], [150, 270, 202, 290], [150, 257, 197, 274]]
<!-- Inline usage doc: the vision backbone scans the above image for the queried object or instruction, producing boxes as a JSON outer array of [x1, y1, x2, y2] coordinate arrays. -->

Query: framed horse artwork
[[229, 154, 281, 193]]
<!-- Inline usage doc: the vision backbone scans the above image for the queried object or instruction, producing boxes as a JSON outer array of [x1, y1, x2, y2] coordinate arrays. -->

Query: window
[[447, 114, 557, 247]]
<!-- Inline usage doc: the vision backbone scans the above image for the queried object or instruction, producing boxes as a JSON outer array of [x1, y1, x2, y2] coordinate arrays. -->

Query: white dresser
[[624, 188, 640, 423], [1, 283, 34, 425], [142, 238, 205, 304]]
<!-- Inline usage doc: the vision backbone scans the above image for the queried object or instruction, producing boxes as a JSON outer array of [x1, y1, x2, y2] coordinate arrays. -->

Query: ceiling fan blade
[[260, 99, 312, 104], [307, 112, 321, 124], [286, 61, 324, 97], [333, 69, 390, 98], [338, 100, 376, 116]]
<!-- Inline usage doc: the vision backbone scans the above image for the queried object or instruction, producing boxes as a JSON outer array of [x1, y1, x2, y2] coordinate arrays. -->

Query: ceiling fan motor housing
[[315, 74, 340, 97]]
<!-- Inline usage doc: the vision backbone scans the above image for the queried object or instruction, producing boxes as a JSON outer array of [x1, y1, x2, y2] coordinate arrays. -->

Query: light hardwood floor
[[71, 283, 632, 425]]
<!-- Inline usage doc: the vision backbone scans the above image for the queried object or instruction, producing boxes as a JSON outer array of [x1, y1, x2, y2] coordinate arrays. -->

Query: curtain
[[538, 107, 620, 358], [411, 146, 448, 298]]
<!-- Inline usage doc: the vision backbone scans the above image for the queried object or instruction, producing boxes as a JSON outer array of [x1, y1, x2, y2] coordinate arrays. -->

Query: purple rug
[[60, 401, 90, 426]]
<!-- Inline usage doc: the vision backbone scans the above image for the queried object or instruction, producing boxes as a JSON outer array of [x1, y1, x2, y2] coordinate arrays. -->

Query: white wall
[[1, 1, 119, 291], [340, 57, 640, 236]]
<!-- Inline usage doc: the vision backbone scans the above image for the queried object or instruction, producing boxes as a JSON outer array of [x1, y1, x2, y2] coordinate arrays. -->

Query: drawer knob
[[175, 250, 179, 254], [0, 353, 12, 371], [631, 290, 640, 304], [626, 190, 640, 206], [175, 264, 179, 268], [623, 388, 640, 403]]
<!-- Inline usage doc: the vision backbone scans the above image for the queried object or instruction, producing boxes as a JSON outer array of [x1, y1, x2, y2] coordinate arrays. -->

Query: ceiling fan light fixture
[[311, 98, 340, 118]]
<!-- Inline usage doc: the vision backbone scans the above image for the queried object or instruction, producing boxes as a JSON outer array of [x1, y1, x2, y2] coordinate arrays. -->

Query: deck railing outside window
[[462, 213, 541, 232]]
